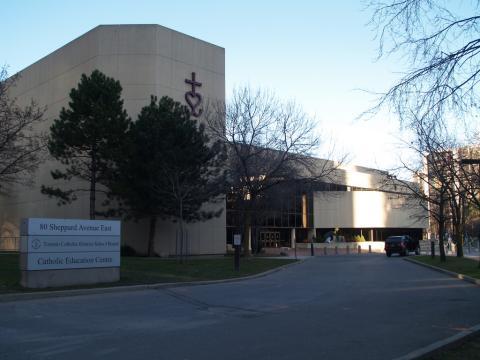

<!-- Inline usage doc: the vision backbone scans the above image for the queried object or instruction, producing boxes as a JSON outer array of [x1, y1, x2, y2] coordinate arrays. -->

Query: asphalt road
[[1, 255, 480, 360]]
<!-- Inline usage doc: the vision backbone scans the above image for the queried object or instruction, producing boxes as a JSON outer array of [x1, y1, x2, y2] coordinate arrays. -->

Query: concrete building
[[423, 146, 480, 241], [1, 24, 427, 255], [313, 163, 427, 240], [227, 161, 428, 250], [1, 24, 226, 256]]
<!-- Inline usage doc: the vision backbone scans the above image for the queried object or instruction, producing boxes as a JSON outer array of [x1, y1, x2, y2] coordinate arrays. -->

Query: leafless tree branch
[[0, 66, 47, 190]]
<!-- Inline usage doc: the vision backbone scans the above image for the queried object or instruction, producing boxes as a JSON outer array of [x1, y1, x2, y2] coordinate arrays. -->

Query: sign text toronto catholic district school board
[[21, 218, 121, 271]]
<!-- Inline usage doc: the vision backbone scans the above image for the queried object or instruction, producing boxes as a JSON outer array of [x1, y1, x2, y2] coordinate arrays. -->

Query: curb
[[404, 257, 480, 286], [392, 324, 480, 360], [0, 257, 307, 303], [399, 258, 480, 359]]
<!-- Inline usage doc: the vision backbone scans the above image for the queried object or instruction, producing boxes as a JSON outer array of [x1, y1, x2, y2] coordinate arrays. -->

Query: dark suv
[[384, 235, 420, 257]]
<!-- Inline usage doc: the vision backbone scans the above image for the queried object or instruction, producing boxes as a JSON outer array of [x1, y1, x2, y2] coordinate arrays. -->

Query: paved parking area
[[1, 255, 479, 360]]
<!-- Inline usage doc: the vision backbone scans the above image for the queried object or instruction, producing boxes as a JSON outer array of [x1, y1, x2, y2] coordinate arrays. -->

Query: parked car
[[384, 235, 420, 257]]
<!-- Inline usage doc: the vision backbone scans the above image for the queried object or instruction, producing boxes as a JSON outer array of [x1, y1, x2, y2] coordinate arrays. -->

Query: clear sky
[[2, 0, 409, 171]]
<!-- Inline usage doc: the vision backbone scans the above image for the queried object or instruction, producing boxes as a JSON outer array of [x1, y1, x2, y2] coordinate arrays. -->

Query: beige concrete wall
[[121, 202, 226, 256], [336, 166, 383, 189], [310, 161, 427, 230], [313, 191, 427, 229], [1, 25, 226, 256], [310, 158, 406, 192]]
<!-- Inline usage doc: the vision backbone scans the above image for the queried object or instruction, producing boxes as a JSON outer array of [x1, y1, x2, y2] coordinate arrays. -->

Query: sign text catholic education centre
[[21, 218, 121, 271]]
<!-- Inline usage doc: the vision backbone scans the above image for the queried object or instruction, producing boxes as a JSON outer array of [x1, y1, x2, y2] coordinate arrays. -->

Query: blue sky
[[2, 0, 408, 170]]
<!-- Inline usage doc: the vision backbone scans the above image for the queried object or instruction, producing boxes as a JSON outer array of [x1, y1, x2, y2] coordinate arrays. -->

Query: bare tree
[[367, 1, 480, 259], [368, 0, 480, 127], [386, 116, 472, 261], [206, 87, 341, 256], [0, 67, 45, 191]]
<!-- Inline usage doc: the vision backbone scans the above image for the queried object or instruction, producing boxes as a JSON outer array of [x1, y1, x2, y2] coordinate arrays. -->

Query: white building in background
[[226, 161, 428, 249], [1, 24, 427, 255]]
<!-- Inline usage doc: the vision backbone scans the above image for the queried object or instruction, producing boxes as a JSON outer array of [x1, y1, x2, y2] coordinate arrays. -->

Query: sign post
[[233, 234, 241, 271]]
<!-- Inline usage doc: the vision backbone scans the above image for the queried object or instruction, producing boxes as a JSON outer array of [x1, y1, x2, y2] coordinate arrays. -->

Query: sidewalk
[[405, 244, 480, 261], [447, 247, 480, 261], [464, 253, 480, 261]]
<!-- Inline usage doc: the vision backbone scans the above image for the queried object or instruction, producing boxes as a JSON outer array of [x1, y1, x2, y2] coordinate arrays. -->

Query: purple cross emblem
[[185, 72, 203, 117]]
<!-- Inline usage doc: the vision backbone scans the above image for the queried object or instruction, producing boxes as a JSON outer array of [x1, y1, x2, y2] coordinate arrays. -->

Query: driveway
[[1, 255, 479, 360]]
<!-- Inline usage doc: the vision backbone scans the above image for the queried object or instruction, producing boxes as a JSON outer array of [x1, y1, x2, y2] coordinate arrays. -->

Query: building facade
[[1, 25, 226, 256], [1, 24, 427, 255], [227, 162, 428, 250], [423, 146, 480, 241]]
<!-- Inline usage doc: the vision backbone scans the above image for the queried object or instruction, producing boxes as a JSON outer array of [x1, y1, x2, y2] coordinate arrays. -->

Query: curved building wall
[[313, 191, 427, 229]]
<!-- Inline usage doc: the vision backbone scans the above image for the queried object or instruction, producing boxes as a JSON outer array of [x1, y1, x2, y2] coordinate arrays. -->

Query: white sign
[[21, 218, 120, 236], [25, 252, 120, 270], [20, 235, 120, 253], [233, 234, 241, 246], [21, 218, 121, 271]]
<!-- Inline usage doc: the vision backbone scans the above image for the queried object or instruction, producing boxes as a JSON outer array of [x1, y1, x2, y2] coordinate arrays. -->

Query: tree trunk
[[179, 199, 186, 263], [438, 192, 446, 262], [147, 216, 157, 257], [90, 150, 97, 220], [179, 219, 186, 263], [455, 232, 464, 257], [243, 211, 251, 257], [456, 193, 466, 258]]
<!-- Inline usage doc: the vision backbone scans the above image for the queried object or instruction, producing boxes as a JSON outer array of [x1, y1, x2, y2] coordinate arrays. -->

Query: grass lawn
[[411, 256, 480, 359], [0, 253, 296, 294], [0, 253, 20, 293], [421, 332, 480, 360], [413, 255, 480, 280]]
